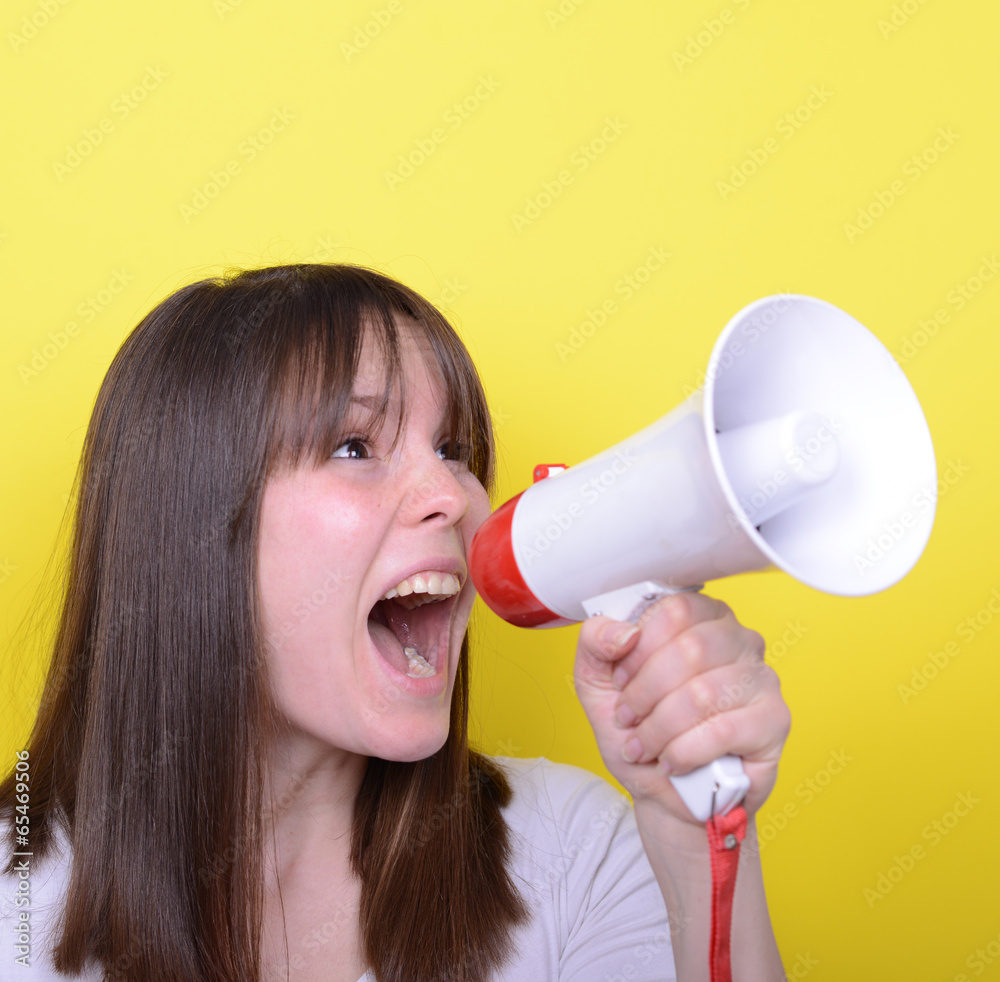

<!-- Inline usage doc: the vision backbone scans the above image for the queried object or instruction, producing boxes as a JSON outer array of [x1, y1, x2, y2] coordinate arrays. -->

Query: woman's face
[[257, 319, 491, 762]]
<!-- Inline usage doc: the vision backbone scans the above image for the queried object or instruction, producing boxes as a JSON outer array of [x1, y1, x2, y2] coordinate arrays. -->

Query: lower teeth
[[404, 645, 435, 678]]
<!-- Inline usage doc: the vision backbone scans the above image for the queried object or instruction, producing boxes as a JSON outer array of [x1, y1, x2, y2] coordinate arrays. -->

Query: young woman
[[1, 263, 790, 981]]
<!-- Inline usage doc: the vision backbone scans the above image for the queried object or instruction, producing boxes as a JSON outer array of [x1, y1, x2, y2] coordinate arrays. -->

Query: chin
[[363, 719, 451, 763]]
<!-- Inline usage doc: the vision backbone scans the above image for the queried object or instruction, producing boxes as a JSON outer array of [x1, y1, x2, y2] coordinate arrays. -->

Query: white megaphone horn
[[470, 294, 937, 823]]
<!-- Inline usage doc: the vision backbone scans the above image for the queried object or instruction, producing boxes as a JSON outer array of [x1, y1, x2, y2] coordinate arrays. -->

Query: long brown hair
[[1, 263, 530, 981]]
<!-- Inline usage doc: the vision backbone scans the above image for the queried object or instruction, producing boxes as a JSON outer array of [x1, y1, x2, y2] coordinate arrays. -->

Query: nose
[[401, 454, 470, 527]]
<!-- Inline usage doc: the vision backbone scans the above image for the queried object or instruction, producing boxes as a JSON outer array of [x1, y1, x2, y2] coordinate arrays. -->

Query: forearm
[[633, 800, 785, 982]]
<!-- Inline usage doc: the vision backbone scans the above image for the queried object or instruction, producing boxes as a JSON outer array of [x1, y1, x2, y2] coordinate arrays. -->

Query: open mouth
[[367, 571, 463, 681]]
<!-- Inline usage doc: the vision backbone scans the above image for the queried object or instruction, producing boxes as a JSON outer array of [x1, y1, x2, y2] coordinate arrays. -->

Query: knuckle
[[746, 629, 766, 660], [758, 662, 782, 693], [713, 597, 733, 621], [709, 710, 737, 745], [621, 689, 648, 721], [583, 615, 611, 645], [652, 592, 689, 630], [670, 592, 694, 626], [679, 632, 704, 670], [689, 677, 716, 714], [777, 701, 792, 737], [662, 739, 694, 774]]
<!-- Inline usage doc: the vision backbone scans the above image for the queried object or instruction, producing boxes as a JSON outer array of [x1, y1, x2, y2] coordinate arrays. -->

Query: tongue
[[368, 618, 412, 675]]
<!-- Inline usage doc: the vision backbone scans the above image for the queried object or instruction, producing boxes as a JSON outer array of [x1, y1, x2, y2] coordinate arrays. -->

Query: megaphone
[[470, 294, 936, 823]]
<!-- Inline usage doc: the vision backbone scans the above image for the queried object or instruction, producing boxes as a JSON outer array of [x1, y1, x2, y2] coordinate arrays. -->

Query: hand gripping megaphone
[[469, 294, 937, 823]]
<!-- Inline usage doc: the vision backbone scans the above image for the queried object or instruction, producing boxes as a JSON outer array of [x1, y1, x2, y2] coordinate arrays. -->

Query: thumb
[[575, 616, 642, 691]]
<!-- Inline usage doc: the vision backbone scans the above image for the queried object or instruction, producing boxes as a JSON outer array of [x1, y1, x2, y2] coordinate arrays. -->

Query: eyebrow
[[349, 395, 385, 409]]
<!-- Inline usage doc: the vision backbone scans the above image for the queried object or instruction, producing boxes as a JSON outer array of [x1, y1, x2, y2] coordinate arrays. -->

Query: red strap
[[705, 804, 748, 982]]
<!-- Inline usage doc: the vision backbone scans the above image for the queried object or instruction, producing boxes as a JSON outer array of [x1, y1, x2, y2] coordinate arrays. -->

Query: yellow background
[[2, 1, 998, 977]]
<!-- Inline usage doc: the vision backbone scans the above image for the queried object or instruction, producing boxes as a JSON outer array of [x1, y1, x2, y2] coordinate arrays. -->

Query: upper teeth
[[383, 571, 461, 603]]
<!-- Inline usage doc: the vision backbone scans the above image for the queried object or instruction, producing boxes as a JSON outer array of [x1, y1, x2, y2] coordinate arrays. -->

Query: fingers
[[573, 617, 643, 693], [609, 592, 737, 688], [618, 659, 788, 773], [614, 609, 765, 724], [576, 589, 790, 813], [658, 695, 791, 778]]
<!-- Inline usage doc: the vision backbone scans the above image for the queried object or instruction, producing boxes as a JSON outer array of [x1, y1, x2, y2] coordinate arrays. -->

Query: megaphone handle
[[582, 581, 751, 824]]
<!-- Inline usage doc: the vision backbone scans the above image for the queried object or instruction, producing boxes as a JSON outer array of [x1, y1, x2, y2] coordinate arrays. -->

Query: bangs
[[217, 264, 494, 493]]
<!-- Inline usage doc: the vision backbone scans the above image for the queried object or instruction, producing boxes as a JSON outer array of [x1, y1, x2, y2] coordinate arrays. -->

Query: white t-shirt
[[0, 756, 676, 981]]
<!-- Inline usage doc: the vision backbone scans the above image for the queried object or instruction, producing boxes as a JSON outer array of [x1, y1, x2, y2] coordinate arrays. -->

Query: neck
[[263, 730, 369, 885]]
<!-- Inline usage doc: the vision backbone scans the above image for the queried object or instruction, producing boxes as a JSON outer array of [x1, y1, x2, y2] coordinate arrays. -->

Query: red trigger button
[[532, 464, 567, 482]]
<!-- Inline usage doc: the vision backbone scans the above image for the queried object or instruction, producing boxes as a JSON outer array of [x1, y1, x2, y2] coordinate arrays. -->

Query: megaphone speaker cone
[[704, 294, 937, 596]]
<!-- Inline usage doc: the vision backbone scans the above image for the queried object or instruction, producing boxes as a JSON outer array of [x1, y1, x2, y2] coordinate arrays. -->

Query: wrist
[[632, 797, 710, 872], [633, 797, 761, 875]]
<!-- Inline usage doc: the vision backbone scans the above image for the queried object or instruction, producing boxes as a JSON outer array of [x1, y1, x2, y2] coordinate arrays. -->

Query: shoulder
[[489, 754, 642, 890], [0, 820, 96, 979], [491, 754, 632, 841], [486, 757, 675, 979]]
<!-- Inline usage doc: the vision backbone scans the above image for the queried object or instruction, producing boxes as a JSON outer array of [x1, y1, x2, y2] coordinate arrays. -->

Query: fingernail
[[612, 666, 629, 691], [614, 703, 636, 728], [621, 737, 643, 763], [604, 624, 639, 654], [656, 757, 673, 776]]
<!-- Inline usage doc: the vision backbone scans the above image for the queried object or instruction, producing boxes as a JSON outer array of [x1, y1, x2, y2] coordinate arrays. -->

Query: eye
[[436, 440, 471, 464], [331, 438, 371, 460]]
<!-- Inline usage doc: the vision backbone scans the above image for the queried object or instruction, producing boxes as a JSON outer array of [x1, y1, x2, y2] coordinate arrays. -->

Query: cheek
[[257, 479, 371, 630]]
